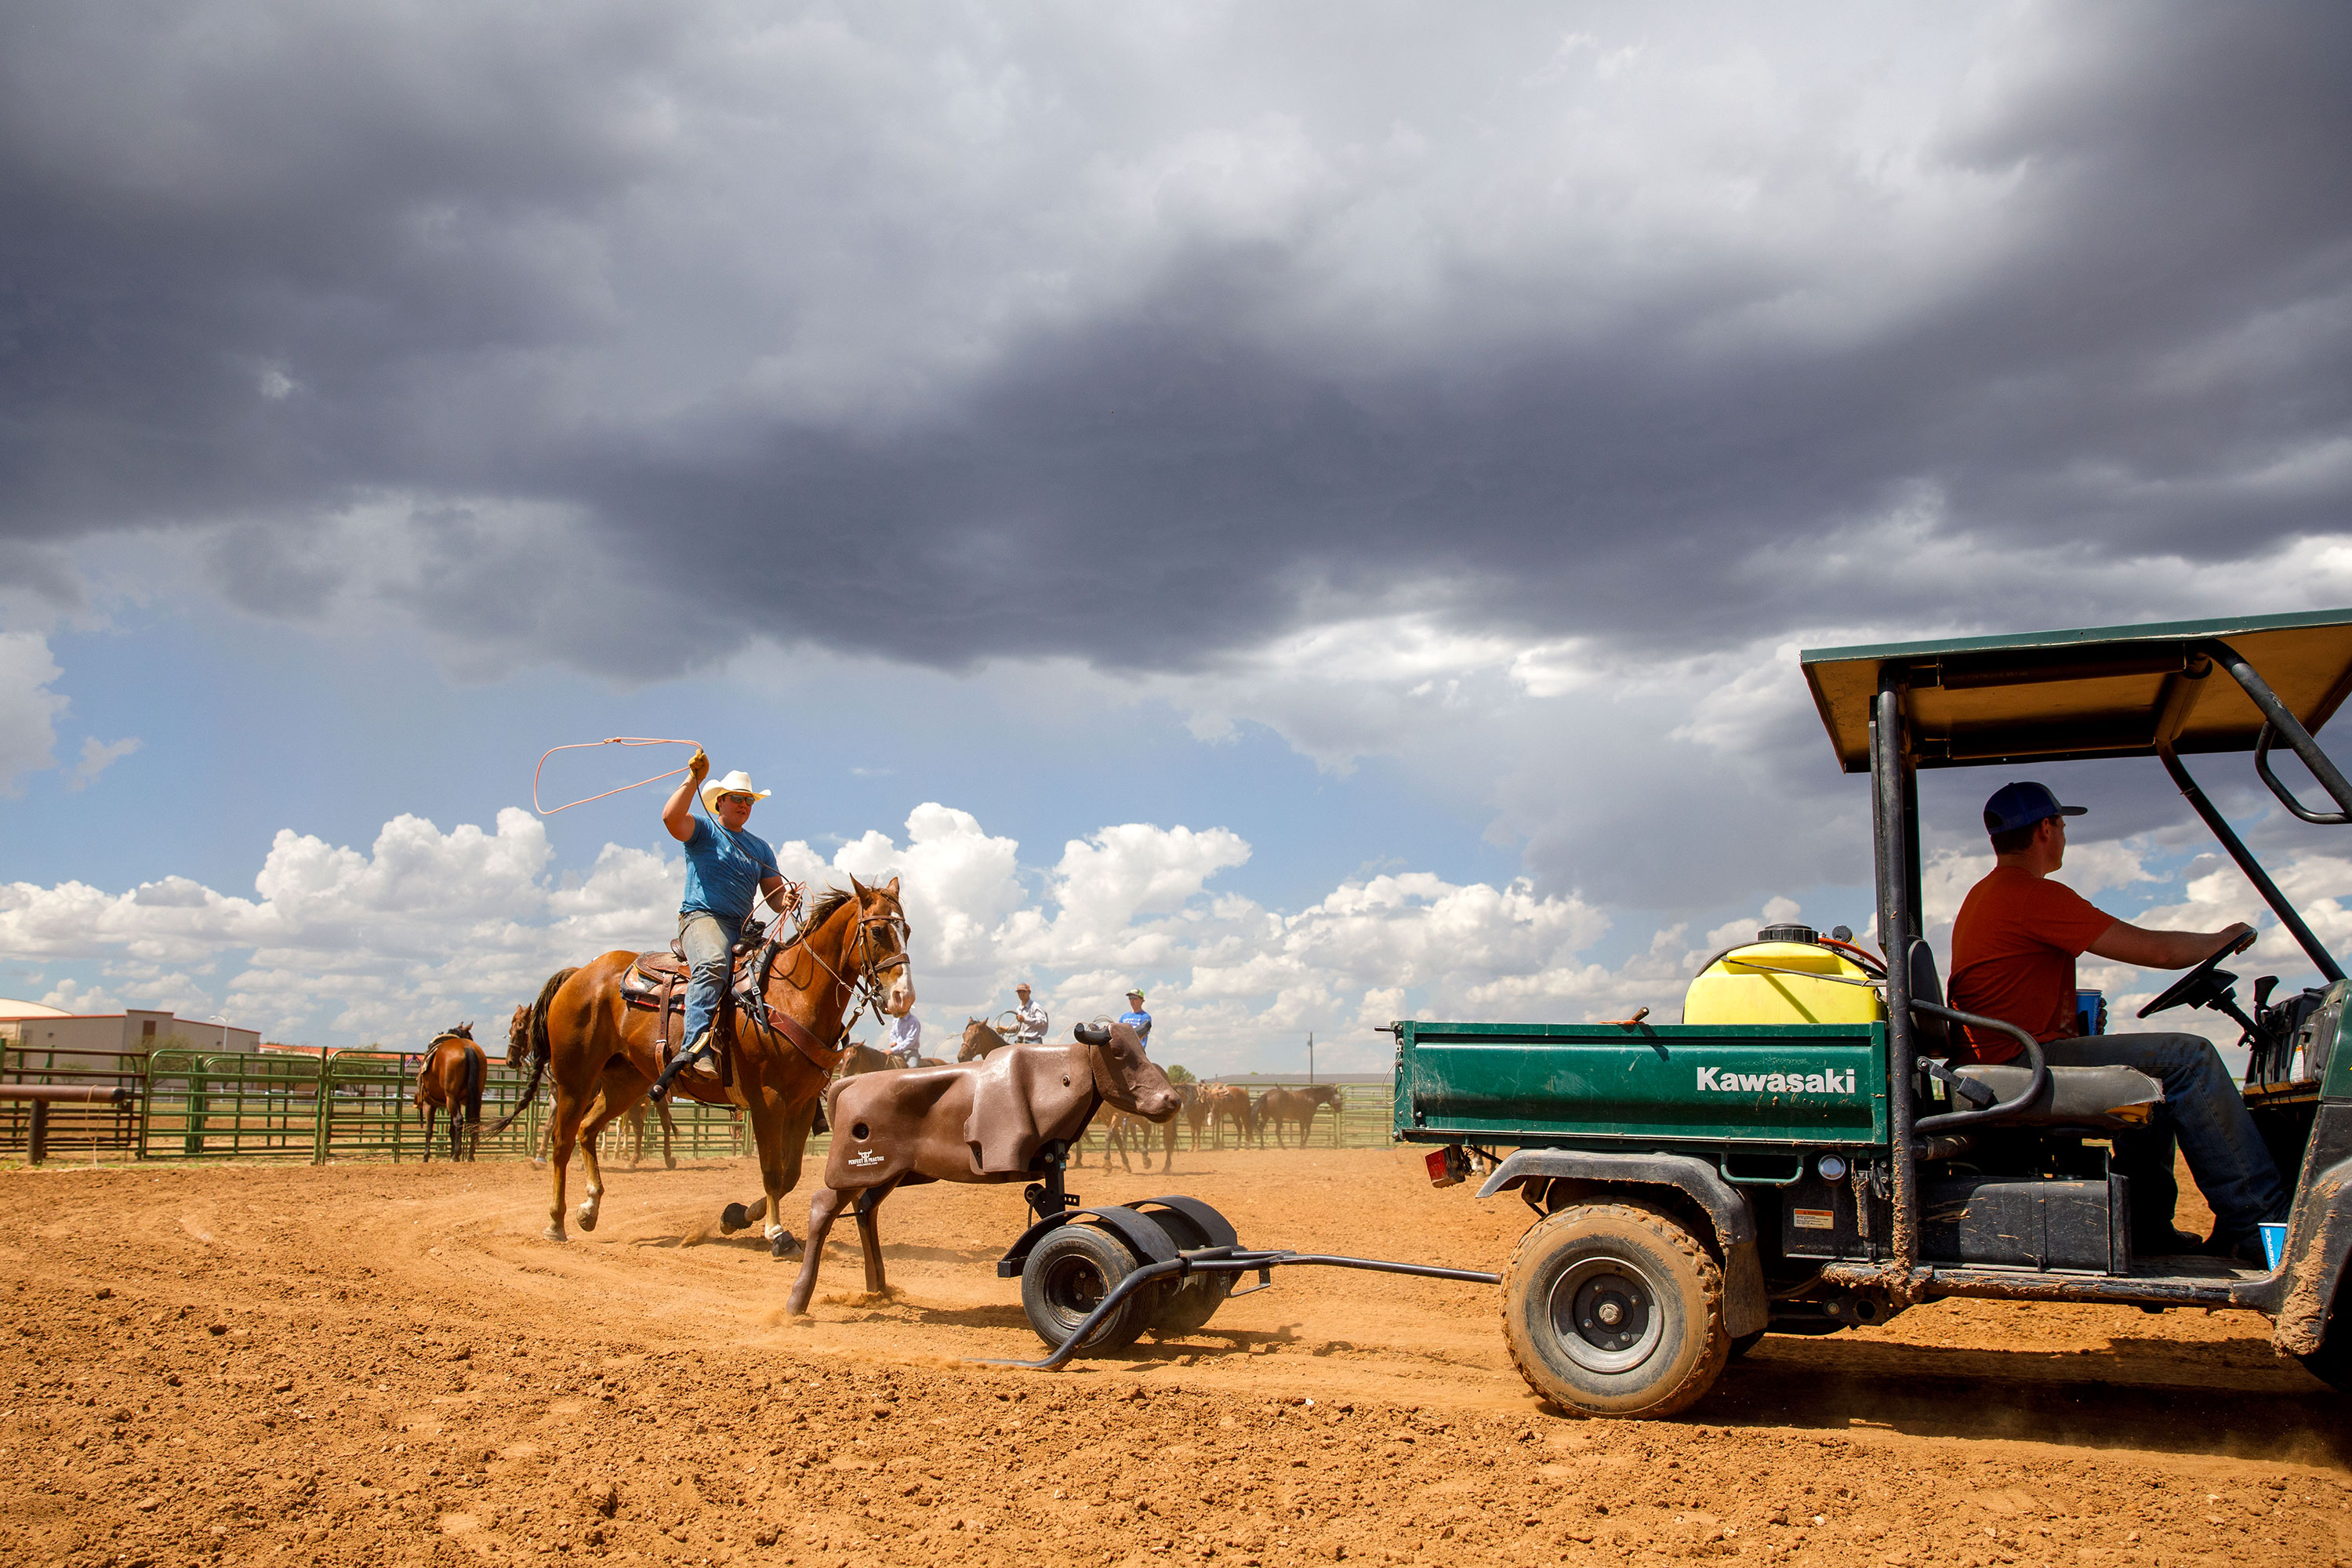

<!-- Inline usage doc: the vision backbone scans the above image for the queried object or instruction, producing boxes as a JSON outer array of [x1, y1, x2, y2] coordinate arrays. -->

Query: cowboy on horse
[[649, 750, 793, 1102]]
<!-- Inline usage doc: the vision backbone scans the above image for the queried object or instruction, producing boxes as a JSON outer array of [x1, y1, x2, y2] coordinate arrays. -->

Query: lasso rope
[[532, 737, 706, 816]]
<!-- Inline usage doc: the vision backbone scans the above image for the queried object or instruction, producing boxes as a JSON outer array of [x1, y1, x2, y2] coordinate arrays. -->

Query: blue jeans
[[679, 912, 736, 1052], [2046, 1033, 2288, 1242]]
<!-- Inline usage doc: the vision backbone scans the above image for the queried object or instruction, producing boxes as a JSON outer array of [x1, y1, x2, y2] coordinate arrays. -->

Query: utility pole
[[1307, 1032, 1315, 1083]]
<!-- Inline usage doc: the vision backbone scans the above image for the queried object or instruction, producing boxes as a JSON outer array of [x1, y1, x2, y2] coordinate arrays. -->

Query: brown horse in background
[[1176, 1081, 1207, 1151], [1257, 1083, 1344, 1149], [414, 1024, 486, 1162], [1072, 1103, 1157, 1171], [839, 1041, 945, 1074], [514, 878, 913, 1252], [958, 1018, 1017, 1062], [1202, 1082, 1255, 1148]]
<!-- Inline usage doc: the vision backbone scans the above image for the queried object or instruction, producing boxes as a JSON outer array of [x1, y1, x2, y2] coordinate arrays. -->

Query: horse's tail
[[488, 966, 575, 1135], [461, 1042, 486, 1117]]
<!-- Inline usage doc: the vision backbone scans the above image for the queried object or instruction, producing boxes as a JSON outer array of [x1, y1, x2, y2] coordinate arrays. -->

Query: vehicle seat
[[1910, 946, 2164, 1131]]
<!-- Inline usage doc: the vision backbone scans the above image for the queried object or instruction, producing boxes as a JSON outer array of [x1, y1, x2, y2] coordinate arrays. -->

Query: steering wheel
[[2137, 928, 2257, 1019]]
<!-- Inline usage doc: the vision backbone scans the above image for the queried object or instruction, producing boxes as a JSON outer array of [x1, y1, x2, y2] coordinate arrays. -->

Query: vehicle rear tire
[[1020, 1223, 1152, 1354], [1141, 1207, 1234, 1338], [1501, 1202, 1730, 1418]]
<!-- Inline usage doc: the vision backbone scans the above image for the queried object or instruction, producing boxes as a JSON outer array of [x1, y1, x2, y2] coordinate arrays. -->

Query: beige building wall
[[0, 1009, 263, 1069]]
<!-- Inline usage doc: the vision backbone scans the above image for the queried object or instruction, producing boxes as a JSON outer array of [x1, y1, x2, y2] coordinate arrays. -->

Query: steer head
[[1087, 1021, 1180, 1122]]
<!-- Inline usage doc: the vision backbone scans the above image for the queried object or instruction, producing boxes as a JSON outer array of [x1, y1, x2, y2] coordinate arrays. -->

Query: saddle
[[618, 924, 848, 1079]]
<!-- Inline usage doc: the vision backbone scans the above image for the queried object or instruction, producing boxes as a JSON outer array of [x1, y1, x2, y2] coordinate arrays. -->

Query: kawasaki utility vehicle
[[1395, 610, 2352, 1417]]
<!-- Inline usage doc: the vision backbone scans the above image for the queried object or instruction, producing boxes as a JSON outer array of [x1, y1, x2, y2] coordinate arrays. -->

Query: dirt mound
[[2, 1147, 2346, 1566]]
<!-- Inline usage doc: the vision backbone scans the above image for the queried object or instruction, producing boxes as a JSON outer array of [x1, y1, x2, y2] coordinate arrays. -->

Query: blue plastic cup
[[2259, 1222, 2288, 1270]]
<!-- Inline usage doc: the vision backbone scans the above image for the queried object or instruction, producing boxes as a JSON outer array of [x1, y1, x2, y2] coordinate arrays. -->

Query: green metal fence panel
[[140, 1049, 323, 1160], [1, 1045, 145, 1159]]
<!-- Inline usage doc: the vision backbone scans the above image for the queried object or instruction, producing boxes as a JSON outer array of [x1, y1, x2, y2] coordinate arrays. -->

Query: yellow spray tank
[[1682, 923, 1885, 1026]]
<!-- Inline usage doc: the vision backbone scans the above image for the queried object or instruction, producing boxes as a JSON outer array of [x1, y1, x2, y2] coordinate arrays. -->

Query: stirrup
[[650, 1034, 711, 1102]]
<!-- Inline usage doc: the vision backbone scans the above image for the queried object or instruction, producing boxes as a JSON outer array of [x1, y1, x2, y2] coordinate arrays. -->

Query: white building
[[0, 1000, 262, 1065]]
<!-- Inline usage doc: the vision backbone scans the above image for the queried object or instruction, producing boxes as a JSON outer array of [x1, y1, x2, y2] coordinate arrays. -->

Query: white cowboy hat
[[699, 769, 771, 811]]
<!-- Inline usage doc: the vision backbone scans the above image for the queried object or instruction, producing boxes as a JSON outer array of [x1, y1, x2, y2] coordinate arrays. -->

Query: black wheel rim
[[1042, 1253, 1109, 1326], [1546, 1253, 1664, 1374]]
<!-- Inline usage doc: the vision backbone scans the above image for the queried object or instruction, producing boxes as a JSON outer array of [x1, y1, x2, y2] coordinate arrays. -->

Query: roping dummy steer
[[783, 1021, 1179, 1315]]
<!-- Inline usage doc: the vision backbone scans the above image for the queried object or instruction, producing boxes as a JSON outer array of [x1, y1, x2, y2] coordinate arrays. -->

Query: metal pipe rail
[[0, 1085, 132, 1103], [979, 1246, 1501, 1371], [3, 1084, 132, 1165]]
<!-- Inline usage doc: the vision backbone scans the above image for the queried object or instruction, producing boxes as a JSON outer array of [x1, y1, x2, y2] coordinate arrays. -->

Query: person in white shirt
[[884, 1007, 923, 1069], [1011, 982, 1049, 1044]]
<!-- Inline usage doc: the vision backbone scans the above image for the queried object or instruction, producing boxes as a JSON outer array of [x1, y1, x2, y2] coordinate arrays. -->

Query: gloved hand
[[688, 749, 710, 784]]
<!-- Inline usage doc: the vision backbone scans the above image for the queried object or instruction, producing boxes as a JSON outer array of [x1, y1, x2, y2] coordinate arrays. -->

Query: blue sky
[[3, 2, 2350, 1073]]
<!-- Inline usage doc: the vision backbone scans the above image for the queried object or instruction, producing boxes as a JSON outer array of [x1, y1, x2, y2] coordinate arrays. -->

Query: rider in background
[[650, 751, 789, 1102], [1011, 982, 1048, 1044], [1947, 780, 2286, 1262], [884, 1002, 924, 1069], [1120, 988, 1152, 1045]]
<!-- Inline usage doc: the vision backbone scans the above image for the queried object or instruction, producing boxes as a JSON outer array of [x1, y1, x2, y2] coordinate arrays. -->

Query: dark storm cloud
[[2, 2, 2347, 679]]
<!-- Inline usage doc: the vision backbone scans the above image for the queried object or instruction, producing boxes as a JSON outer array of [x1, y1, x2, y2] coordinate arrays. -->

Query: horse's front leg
[[575, 1073, 630, 1233], [544, 1090, 583, 1240], [655, 1098, 677, 1171], [786, 1187, 847, 1315], [750, 1083, 812, 1258]]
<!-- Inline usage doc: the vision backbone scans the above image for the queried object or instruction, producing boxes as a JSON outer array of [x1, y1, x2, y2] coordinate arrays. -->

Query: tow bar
[[980, 1245, 1501, 1370]]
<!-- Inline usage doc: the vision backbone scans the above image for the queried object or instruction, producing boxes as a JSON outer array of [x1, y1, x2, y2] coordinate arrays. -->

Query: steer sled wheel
[[1139, 1207, 1235, 1340], [1021, 1224, 1155, 1355], [1501, 1203, 1730, 1419]]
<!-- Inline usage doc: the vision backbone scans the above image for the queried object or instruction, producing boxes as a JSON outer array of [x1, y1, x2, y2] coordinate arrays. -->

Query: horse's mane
[[781, 883, 896, 949]]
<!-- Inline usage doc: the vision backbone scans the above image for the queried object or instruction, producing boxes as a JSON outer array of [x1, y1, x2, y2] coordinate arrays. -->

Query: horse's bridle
[[746, 891, 913, 1044]]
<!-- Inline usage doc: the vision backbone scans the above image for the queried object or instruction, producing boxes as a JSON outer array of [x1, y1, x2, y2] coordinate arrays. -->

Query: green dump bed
[[1392, 1021, 1887, 1149]]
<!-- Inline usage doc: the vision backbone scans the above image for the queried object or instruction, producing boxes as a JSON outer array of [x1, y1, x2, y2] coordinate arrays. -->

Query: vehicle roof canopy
[[1800, 609, 2352, 775]]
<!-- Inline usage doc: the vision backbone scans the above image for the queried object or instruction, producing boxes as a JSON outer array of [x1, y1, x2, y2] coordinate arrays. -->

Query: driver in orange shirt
[[1948, 782, 2288, 1263]]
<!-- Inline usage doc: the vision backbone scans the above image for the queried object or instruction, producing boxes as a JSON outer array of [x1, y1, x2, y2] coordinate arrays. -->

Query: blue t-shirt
[[680, 817, 780, 925], [1119, 1009, 1152, 1043]]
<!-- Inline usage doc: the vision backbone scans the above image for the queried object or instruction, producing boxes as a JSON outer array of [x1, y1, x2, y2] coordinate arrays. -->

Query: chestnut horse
[[957, 1018, 1014, 1062], [1202, 1082, 1255, 1148], [499, 972, 760, 1174], [1256, 1083, 1344, 1149], [414, 1025, 486, 1162], [521, 878, 913, 1251], [839, 1042, 945, 1074]]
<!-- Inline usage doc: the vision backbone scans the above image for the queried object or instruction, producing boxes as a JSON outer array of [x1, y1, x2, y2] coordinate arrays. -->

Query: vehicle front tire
[[1020, 1223, 1152, 1354], [1501, 1202, 1730, 1418]]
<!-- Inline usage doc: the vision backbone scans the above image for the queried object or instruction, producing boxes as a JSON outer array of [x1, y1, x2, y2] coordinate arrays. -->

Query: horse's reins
[[742, 896, 912, 1066]]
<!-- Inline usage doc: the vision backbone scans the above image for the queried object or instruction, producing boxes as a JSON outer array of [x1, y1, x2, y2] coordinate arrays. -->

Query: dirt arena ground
[[2, 1143, 2346, 1568]]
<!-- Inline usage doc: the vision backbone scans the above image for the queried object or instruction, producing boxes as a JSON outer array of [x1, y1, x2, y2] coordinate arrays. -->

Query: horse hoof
[[770, 1232, 800, 1259], [665, 1156, 677, 1171], [720, 1203, 751, 1235], [543, 1225, 567, 1243], [578, 1208, 598, 1233]]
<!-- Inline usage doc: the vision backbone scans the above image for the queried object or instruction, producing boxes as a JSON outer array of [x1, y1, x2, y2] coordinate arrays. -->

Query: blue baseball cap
[[1983, 781, 2087, 835]]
